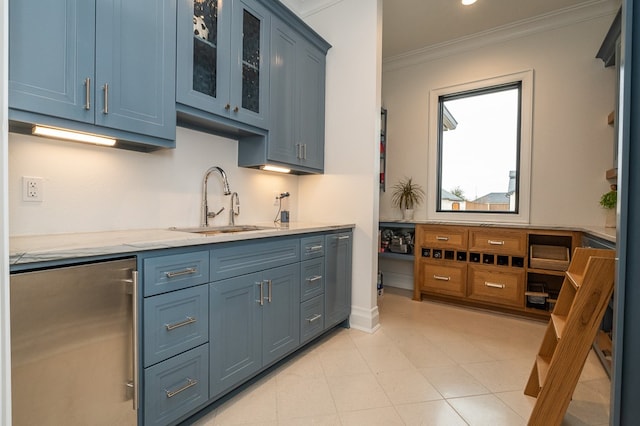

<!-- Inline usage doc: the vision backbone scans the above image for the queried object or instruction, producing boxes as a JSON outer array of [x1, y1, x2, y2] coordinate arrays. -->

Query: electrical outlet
[[23, 176, 43, 202]]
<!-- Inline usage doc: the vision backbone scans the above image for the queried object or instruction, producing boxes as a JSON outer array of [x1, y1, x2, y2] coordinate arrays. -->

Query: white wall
[[381, 12, 617, 227], [8, 128, 298, 235], [298, 0, 382, 332]]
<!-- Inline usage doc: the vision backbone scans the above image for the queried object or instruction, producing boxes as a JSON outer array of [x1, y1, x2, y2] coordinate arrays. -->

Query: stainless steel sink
[[170, 225, 270, 236]]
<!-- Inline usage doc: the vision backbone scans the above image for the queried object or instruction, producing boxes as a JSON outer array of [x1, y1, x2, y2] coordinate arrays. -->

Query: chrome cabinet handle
[[307, 275, 322, 283], [165, 316, 197, 331], [488, 240, 505, 245], [257, 282, 264, 306], [267, 279, 272, 303], [103, 83, 109, 114], [125, 270, 139, 411], [484, 282, 506, 289], [433, 275, 451, 281], [338, 235, 350, 240], [436, 236, 449, 241], [165, 267, 196, 278], [302, 144, 307, 160], [306, 245, 323, 252], [165, 378, 198, 398], [306, 314, 322, 323], [84, 77, 91, 110]]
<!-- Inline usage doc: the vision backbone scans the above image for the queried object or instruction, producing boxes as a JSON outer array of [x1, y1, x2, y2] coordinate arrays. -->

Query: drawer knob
[[484, 281, 506, 289], [165, 316, 197, 331], [488, 240, 505, 246], [165, 378, 198, 398], [433, 275, 451, 281]]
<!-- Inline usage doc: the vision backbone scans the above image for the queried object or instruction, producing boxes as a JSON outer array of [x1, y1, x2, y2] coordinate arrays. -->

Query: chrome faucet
[[202, 166, 232, 227], [230, 192, 240, 226]]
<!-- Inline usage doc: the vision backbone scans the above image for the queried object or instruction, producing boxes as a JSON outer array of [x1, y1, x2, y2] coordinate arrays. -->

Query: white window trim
[[427, 69, 534, 224]]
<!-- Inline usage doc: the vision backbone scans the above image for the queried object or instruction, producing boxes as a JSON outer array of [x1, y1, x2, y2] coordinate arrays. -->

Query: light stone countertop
[[9, 222, 355, 266], [378, 219, 617, 243]]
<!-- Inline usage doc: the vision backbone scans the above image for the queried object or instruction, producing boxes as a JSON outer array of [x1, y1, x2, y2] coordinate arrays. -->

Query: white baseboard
[[349, 304, 381, 333]]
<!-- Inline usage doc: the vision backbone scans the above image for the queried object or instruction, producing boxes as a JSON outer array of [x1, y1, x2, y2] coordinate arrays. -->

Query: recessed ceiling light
[[462, 0, 477, 5]]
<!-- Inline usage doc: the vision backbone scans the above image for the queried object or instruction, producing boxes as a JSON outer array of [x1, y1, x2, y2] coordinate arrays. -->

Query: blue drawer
[[301, 235, 325, 260], [144, 344, 209, 426], [143, 250, 210, 296], [210, 237, 300, 281], [144, 285, 209, 367], [300, 258, 324, 302], [300, 295, 324, 344]]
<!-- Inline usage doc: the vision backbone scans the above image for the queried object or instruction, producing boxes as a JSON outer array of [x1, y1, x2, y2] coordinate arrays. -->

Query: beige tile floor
[[192, 287, 611, 425]]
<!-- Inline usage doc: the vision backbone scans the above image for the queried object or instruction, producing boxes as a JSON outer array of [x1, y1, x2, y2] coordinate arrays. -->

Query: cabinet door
[[95, 0, 176, 140], [176, 0, 232, 116], [229, 0, 270, 129], [267, 16, 299, 165], [296, 39, 326, 171], [209, 273, 262, 397], [9, 0, 95, 123], [262, 264, 300, 366], [325, 232, 352, 329]]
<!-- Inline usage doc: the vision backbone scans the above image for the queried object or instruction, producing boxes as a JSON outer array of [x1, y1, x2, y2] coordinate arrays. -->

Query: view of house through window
[[437, 83, 521, 213]]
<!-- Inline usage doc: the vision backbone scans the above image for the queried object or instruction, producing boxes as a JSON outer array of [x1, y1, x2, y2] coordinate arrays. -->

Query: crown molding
[[279, 0, 345, 18], [383, 0, 620, 72]]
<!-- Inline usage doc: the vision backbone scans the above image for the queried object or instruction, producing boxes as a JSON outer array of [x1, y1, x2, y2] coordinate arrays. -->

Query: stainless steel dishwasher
[[10, 257, 138, 425]]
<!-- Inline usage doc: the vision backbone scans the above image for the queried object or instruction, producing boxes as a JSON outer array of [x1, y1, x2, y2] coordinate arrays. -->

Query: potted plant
[[391, 177, 424, 220], [600, 184, 617, 228]]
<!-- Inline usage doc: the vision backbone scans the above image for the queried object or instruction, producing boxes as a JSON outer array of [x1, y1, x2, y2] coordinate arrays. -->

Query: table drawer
[[144, 343, 209, 426], [301, 295, 325, 344], [143, 250, 210, 297], [417, 261, 466, 297], [467, 265, 525, 307], [417, 226, 468, 250], [144, 285, 209, 367], [300, 258, 324, 302], [301, 235, 325, 260], [468, 229, 526, 255]]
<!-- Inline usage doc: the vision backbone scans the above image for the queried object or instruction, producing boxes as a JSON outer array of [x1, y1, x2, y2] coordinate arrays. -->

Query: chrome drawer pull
[[306, 314, 322, 323], [165, 378, 198, 398], [307, 245, 323, 252], [484, 281, 506, 289], [436, 236, 449, 241], [257, 282, 264, 306], [307, 275, 322, 283], [165, 267, 196, 278], [165, 316, 196, 331], [433, 275, 451, 281], [488, 240, 505, 245], [338, 235, 350, 240]]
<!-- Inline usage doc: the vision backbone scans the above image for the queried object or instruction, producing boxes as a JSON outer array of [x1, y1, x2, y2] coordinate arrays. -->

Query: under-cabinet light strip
[[32, 125, 116, 146]]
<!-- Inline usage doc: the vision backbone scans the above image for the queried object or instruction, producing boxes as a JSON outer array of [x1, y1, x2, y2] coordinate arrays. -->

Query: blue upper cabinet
[[8, 0, 177, 149], [238, 11, 330, 174], [268, 17, 327, 171], [176, 0, 270, 130]]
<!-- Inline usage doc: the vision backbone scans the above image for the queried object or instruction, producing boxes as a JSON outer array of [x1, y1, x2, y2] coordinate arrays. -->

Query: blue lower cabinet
[[209, 273, 263, 398], [325, 232, 353, 329], [143, 285, 209, 367], [300, 258, 324, 302], [144, 344, 209, 426]]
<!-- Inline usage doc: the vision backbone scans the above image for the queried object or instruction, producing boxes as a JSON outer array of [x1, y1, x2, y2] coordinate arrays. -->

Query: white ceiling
[[282, 0, 615, 59]]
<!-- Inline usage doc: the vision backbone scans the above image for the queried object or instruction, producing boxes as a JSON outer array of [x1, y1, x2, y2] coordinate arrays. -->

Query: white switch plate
[[23, 176, 43, 202]]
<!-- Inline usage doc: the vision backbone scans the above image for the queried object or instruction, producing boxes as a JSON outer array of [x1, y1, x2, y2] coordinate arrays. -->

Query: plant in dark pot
[[391, 177, 424, 220], [600, 184, 617, 228]]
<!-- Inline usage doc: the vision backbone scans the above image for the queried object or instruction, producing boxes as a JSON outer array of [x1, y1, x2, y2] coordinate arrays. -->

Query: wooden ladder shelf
[[525, 247, 616, 425]]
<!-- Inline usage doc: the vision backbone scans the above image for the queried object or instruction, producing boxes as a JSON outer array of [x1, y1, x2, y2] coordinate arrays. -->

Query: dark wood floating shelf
[[606, 168, 618, 180]]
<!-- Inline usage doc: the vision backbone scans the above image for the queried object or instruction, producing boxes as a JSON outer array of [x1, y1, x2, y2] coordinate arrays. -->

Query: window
[[427, 71, 533, 223]]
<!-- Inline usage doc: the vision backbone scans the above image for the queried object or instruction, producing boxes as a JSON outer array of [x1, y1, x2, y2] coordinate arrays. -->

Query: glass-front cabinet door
[[176, 0, 269, 130]]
